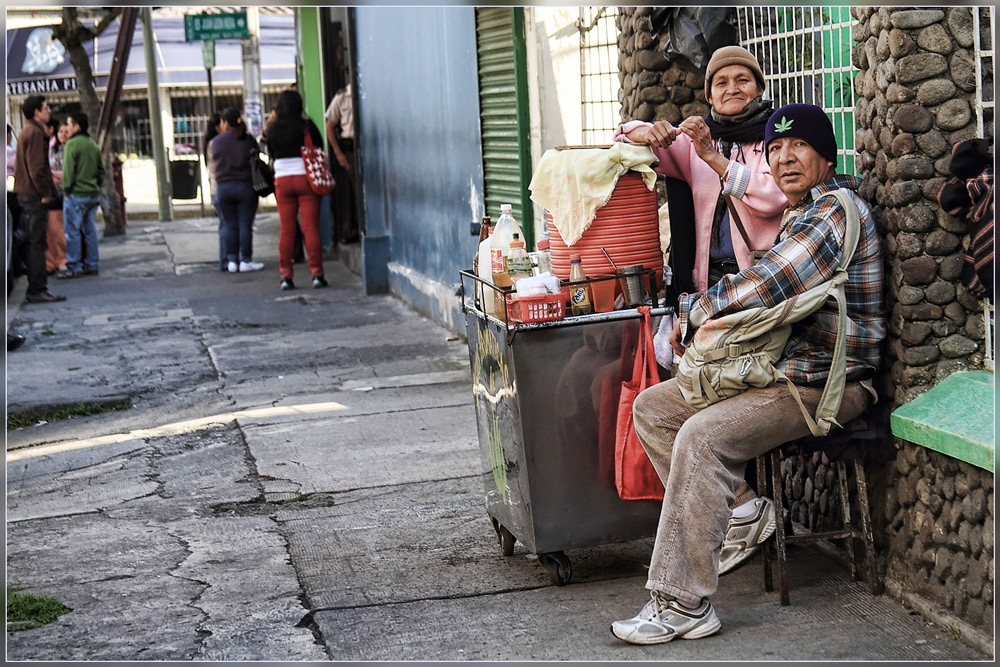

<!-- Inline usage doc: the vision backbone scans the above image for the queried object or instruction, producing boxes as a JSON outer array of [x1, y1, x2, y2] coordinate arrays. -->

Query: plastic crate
[[506, 293, 565, 323]]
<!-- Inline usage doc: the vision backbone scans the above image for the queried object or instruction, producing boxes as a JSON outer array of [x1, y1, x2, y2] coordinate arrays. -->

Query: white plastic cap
[[500, 204, 512, 212]]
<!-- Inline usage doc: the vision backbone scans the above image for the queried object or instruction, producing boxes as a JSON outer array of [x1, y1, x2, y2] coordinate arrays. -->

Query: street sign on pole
[[184, 11, 249, 42], [202, 39, 215, 70]]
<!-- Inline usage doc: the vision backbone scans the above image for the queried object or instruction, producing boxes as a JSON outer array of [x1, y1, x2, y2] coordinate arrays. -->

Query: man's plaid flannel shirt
[[678, 175, 885, 386]]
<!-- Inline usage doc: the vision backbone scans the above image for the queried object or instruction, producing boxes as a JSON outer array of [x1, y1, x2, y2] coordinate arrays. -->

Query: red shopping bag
[[302, 129, 336, 196], [614, 306, 665, 501]]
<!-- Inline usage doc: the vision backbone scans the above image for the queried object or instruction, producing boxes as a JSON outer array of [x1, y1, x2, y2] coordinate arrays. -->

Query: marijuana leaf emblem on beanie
[[774, 116, 794, 133], [774, 116, 795, 133]]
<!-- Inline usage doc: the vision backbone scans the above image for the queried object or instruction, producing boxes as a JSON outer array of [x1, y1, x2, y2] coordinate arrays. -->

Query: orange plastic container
[[547, 171, 662, 289]]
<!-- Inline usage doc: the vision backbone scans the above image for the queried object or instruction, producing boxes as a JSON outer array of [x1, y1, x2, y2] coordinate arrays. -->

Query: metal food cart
[[460, 270, 671, 585]]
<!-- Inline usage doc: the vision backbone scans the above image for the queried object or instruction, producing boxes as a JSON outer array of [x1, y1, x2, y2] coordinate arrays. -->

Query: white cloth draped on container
[[528, 143, 658, 246]]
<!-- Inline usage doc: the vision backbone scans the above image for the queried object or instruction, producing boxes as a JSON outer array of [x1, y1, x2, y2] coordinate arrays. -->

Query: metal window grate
[[579, 7, 621, 146], [973, 6, 995, 144], [973, 6, 995, 370], [736, 6, 857, 175]]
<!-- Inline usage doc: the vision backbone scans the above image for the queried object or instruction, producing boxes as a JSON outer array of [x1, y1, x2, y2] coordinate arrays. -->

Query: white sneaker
[[719, 496, 776, 575], [239, 260, 265, 272], [227, 261, 239, 273], [611, 592, 721, 645]]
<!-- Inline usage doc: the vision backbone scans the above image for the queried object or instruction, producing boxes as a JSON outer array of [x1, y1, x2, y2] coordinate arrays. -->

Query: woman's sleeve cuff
[[614, 120, 651, 144], [721, 160, 751, 199]]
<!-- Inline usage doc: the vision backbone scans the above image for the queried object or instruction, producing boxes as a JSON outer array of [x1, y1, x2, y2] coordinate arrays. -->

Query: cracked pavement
[[5, 213, 989, 661]]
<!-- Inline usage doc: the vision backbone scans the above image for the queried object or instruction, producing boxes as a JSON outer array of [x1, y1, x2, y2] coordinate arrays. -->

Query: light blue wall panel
[[354, 7, 485, 285]]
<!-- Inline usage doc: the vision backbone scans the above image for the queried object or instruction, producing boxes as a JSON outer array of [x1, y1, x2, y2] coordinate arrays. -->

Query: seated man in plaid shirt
[[611, 103, 886, 645]]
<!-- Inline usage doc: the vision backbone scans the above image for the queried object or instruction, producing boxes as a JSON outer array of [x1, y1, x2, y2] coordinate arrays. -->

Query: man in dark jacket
[[13, 95, 65, 303]]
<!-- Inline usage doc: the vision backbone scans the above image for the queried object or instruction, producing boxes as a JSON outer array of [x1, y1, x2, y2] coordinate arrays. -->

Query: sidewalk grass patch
[[6, 587, 71, 632], [7, 398, 132, 430]]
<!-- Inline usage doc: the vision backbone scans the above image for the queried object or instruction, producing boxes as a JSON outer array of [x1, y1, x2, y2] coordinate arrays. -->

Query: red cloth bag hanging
[[614, 305, 665, 501], [302, 128, 336, 196]]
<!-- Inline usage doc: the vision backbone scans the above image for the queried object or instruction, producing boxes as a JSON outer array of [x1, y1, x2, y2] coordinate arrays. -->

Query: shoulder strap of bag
[[303, 121, 316, 150], [632, 306, 659, 389], [776, 187, 862, 437], [723, 194, 756, 253]]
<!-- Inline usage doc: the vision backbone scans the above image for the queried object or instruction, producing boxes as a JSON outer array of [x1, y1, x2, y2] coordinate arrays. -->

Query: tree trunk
[[55, 8, 127, 236]]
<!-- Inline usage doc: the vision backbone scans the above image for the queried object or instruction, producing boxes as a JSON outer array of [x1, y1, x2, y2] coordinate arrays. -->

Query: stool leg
[[757, 453, 773, 592], [771, 449, 790, 606], [853, 458, 882, 595], [835, 460, 859, 581]]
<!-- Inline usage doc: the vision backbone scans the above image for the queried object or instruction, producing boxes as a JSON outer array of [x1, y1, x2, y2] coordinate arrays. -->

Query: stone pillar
[[616, 7, 709, 125]]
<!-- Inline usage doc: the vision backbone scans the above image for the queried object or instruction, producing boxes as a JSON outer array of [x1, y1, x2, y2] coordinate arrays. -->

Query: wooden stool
[[755, 417, 883, 605]]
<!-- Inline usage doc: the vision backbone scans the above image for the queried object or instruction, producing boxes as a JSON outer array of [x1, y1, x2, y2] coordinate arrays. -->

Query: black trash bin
[[170, 159, 201, 200]]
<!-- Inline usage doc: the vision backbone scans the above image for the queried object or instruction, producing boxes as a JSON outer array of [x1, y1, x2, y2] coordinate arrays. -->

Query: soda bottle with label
[[568, 254, 593, 316]]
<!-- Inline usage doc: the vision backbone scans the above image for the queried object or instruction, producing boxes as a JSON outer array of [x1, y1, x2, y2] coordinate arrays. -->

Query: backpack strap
[[783, 187, 862, 437]]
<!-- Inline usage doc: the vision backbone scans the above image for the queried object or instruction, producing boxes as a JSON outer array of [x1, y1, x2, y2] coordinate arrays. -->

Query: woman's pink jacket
[[616, 121, 788, 292]]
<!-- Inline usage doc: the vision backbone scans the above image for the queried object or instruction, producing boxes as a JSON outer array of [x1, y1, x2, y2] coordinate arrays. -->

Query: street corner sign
[[184, 11, 249, 42]]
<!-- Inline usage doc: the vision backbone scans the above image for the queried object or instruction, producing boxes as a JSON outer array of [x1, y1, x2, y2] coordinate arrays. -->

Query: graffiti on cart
[[471, 322, 514, 503]]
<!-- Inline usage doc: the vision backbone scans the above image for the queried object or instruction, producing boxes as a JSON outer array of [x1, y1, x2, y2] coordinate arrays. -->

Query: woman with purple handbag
[[265, 89, 331, 290]]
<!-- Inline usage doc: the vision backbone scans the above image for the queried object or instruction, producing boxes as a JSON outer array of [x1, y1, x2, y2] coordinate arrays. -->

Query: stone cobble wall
[[888, 444, 994, 628], [851, 5, 993, 634], [616, 7, 709, 126], [852, 6, 988, 405]]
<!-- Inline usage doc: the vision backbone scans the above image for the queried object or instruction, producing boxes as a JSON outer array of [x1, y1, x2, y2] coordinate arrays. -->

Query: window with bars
[[579, 6, 621, 146], [736, 6, 856, 175]]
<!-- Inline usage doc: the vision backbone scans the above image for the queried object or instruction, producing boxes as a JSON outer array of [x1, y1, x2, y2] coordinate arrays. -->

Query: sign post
[[202, 39, 216, 114]]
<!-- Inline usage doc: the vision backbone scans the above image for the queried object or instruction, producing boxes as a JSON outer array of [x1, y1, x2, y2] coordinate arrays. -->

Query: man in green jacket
[[58, 112, 105, 278]]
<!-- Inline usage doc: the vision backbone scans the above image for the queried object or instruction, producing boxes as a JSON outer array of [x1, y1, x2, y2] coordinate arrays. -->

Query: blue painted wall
[[354, 7, 485, 289]]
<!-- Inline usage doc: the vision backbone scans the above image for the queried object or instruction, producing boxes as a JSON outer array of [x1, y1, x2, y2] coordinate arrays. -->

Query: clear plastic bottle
[[506, 233, 532, 286], [477, 225, 496, 315], [489, 204, 523, 276], [568, 254, 593, 316]]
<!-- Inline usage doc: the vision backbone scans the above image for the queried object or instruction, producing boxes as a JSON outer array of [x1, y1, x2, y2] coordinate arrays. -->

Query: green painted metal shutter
[[476, 7, 534, 248]]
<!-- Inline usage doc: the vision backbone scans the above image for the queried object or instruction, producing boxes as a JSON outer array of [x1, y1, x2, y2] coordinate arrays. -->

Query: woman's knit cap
[[704, 45, 766, 99]]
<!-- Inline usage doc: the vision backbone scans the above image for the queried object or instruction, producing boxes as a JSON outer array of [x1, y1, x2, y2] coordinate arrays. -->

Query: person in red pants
[[265, 90, 327, 290]]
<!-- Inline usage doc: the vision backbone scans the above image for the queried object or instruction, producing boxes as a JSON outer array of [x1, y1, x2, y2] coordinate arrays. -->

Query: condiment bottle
[[472, 215, 491, 275], [477, 225, 497, 315], [506, 233, 532, 286], [568, 254, 593, 316]]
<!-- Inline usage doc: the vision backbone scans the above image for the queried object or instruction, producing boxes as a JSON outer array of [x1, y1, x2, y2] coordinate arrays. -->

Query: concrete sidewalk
[[4, 209, 990, 661]]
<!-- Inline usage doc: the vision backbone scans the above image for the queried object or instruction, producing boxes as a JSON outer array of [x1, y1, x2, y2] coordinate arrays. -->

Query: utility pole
[[141, 6, 172, 221], [241, 6, 264, 138]]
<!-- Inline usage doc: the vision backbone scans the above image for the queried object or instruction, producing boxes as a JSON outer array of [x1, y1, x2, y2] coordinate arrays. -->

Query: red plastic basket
[[505, 293, 565, 323]]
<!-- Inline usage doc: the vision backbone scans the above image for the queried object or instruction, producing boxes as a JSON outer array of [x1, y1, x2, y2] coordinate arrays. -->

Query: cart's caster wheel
[[489, 517, 516, 556], [538, 551, 572, 586], [498, 525, 516, 556]]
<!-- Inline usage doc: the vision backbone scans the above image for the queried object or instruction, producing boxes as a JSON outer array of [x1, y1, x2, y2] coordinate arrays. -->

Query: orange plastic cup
[[590, 275, 616, 313]]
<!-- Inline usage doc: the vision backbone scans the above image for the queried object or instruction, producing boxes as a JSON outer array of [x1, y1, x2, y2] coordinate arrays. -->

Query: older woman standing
[[616, 45, 788, 293], [616, 45, 790, 576], [210, 107, 263, 273]]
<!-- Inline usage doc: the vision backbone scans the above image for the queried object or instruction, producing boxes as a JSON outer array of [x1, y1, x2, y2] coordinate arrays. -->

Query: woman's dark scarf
[[704, 96, 773, 146]]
